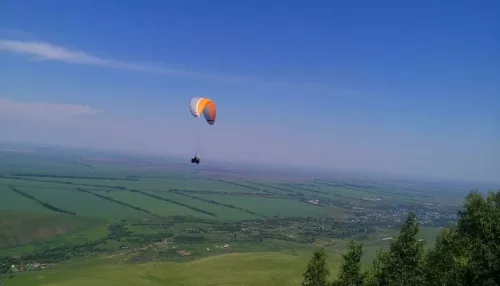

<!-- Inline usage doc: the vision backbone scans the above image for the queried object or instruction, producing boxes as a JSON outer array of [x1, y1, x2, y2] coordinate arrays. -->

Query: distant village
[[306, 196, 458, 227], [6, 261, 53, 273], [349, 199, 458, 227]]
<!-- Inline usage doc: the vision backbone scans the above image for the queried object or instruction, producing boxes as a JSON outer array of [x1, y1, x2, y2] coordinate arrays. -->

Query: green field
[[152, 191, 260, 220], [105, 190, 214, 218], [191, 194, 330, 217], [0, 147, 471, 285], [14, 187, 149, 218], [0, 212, 105, 249], [0, 185, 53, 214]]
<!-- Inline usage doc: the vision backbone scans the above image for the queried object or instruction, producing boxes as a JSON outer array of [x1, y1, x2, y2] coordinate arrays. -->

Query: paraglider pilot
[[191, 154, 200, 164]]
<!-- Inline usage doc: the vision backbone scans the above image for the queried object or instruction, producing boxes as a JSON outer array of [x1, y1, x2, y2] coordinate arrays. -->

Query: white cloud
[[0, 97, 99, 119], [0, 39, 355, 96], [0, 39, 232, 80]]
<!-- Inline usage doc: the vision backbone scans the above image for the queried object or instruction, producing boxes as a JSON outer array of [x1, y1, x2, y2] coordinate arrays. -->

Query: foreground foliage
[[302, 247, 330, 286], [333, 241, 364, 286], [302, 190, 500, 286]]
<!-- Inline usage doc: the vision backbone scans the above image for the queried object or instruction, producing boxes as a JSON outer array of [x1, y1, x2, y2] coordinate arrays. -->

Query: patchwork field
[[0, 175, 359, 220]]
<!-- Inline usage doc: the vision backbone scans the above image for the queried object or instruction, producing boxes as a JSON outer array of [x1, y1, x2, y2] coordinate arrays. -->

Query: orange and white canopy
[[189, 97, 216, 125]]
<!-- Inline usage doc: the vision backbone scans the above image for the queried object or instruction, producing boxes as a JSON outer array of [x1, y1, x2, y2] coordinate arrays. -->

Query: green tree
[[424, 228, 470, 286], [333, 240, 365, 286], [302, 247, 331, 286], [302, 190, 500, 286], [363, 248, 389, 286], [377, 211, 426, 286], [429, 190, 500, 286], [459, 190, 500, 285]]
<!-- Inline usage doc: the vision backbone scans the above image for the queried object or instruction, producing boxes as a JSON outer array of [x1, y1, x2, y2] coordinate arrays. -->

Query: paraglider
[[188, 96, 216, 164]]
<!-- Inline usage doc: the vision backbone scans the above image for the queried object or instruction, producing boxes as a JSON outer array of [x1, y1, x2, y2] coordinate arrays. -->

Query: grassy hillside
[[2, 223, 444, 286], [6, 252, 341, 286]]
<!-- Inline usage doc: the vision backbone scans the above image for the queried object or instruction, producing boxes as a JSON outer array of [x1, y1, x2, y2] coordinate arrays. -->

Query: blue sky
[[0, 0, 498, 182]]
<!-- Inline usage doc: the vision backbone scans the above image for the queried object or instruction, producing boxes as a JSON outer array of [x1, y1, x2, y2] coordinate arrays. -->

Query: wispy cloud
[[0, 39, 252, 84], [0, 97, 99, 119], [0, 39, 204, 77], [0, 38, 355, 96]]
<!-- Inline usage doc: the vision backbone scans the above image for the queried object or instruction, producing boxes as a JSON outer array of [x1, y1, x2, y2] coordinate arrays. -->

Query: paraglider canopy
[[189, 96, 216, 125]]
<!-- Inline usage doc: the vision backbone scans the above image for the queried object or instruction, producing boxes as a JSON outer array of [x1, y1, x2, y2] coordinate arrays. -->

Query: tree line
[[0, 222, 174, 268], [128, 189, 217, 217], [2, 176, 127, 190], [8, 185, 76, 215], [168, 188, 278, 198], [11, 173, 138, 181], [245, 181, 355, 209], [278, 183, 330, 195], [301, 190, 500, 286], [75, 188, 154, 215], [246, 181, 296, 193], [207, 179, 262, 191], [169, 189, 266, 217]]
